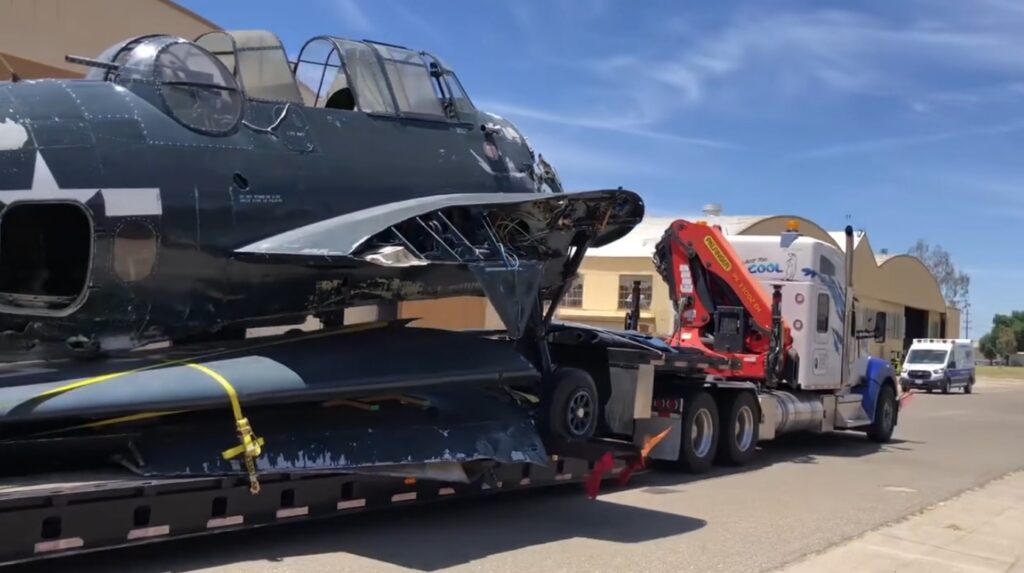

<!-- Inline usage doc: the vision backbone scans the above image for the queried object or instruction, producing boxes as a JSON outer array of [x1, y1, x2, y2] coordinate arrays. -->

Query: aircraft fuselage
[[0, 79, 551, 354]]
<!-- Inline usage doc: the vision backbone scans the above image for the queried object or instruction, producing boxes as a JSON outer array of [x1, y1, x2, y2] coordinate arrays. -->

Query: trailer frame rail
[[0, 455, 631, 566]]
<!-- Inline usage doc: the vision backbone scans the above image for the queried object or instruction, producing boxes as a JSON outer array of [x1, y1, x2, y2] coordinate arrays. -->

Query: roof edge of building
[[155, 0, 221, 32], [876, 253, 946, 306]]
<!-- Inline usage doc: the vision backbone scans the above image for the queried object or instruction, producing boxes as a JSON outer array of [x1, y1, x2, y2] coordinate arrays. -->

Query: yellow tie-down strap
[[186, 363, 265, 495], [12, 320, 399, 494], [23, 361, 267, 495]]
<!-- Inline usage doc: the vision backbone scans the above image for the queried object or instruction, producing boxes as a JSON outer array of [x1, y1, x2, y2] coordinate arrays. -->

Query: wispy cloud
[[794, 131, 959, 158], [486, 2, 1024, 156], [647, 9, 1024, 103], [931, 173, 1024, 212], [908, 82, 1024, 113], [963, 267, 1024, 279], [480, 101, 736, 149], [378, 0, 442, 43], [580, 3, 1024, 123], [332, 0, 373, 33], [525, 135, 675, 182], [793, 118, 1024, 158]]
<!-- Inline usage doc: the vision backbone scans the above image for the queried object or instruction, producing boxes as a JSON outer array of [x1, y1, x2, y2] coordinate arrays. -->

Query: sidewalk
[[778, 471, 1024, 572]]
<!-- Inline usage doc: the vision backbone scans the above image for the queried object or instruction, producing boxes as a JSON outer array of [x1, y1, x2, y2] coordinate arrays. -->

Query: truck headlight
[[932, 368, 945, 375]]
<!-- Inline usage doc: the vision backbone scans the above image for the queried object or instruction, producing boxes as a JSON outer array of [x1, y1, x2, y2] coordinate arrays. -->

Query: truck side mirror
[[874, 311, 886, 343]]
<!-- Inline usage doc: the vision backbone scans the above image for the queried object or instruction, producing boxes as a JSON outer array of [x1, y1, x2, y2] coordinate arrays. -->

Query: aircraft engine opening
[[0, 203, 92, 311]]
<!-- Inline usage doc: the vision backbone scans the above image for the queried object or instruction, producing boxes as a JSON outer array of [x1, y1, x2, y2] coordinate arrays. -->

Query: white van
[[899, 338, 975, 394]]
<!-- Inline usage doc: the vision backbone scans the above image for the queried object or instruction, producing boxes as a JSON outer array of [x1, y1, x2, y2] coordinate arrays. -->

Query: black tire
[[942, 378, 950, 394], [866, 384, 897, 443], [675, 390, 719, 473], [964, 377, 974, 394], [716, 391, 759, 466], [542, 367, 599, 441]]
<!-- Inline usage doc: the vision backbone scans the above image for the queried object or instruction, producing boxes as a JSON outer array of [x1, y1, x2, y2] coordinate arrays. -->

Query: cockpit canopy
[[88, 34, 244, 135], [194, 30, 475, 121], [195, 30, 303, 104], [88, 29, 478, 136]]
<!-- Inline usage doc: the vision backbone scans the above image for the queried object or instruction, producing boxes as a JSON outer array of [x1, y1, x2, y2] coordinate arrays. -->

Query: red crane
[[652, 219, 794, 385]]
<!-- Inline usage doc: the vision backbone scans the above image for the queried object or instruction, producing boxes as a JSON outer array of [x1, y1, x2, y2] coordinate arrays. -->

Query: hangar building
[[558, 211, 960, 364]]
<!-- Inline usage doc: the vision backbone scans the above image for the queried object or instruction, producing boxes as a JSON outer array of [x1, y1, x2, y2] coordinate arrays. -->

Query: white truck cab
[[900, 338, 975, 394], [727, 233, 886, 392]]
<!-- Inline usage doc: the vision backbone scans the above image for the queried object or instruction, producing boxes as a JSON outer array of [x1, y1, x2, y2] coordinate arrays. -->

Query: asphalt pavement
[[8, 376, 1024, 573]]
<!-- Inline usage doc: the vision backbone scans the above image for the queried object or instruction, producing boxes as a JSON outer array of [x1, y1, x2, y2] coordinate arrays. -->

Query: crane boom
[[652, 219, 793, 383]]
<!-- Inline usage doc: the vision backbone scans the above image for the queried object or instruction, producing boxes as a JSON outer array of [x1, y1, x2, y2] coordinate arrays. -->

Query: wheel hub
[[735, 405, 754, 451], [566, 390, 594, 436], [882, 399, 894, 429], [692, 408, 714, 457]]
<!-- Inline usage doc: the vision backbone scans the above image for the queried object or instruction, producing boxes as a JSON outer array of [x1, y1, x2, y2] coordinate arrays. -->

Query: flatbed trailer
[[0, 319, 662, 566], [0, 441, 639, 566]]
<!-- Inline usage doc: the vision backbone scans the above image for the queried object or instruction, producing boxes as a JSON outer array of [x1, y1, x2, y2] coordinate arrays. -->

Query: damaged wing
[[234, 189, 644, 265], [0, 322, 537, 425], [234, 189, 643, 338]]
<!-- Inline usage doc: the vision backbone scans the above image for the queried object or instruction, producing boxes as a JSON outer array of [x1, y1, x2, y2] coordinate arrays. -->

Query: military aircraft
[[0, 30, 643, 359]]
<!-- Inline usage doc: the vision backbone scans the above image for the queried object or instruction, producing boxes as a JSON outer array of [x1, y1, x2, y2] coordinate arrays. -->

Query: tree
[[907, 240, 970, 309], [991, 311, 1024, 351], [979, 332, 997, 362], [995, 325, 1018, 364]]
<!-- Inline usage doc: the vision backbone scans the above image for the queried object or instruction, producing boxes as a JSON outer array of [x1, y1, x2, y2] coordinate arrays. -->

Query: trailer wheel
[[717, 391, 759, 466], [675, 390, 719, 473], [542, 367, 599, 440], [866, 384, 897, 443]]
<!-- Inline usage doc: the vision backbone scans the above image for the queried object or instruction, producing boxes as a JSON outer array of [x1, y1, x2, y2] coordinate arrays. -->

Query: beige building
[[0, 0, 217, 81], [561, 213, 960, 364], [390, 212, 960, 367]]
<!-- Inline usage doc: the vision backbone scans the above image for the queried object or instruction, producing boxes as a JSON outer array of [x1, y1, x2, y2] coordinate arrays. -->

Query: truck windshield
[[906, 349, 948, 365]]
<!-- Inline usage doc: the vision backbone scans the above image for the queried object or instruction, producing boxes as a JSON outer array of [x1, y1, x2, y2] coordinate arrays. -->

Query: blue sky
[[179, 0, 1024, 336]]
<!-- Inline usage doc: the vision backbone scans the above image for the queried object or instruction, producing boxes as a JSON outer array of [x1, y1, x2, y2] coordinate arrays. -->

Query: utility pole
[[962, 301, 971, 339]]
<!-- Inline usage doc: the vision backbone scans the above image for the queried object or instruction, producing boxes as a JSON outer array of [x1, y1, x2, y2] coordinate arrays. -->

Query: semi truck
[[621, 218, 901, 471], [0, 218, 902, 565]]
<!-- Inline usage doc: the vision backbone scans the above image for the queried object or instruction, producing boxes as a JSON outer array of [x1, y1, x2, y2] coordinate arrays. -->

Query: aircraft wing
[[234, 189, 644, 263]]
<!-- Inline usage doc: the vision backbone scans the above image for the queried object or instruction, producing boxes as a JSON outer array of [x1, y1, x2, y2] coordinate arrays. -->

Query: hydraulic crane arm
[[652, 219, 792, 383]]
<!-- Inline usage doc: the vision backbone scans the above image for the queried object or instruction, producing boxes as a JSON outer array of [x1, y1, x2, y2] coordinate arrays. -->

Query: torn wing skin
[[0, 390, 549, 481], [233, 188, 642, 337], [0, 324, 548, 480], [132, 391, 548, 478], [235, 189, 644, 263]]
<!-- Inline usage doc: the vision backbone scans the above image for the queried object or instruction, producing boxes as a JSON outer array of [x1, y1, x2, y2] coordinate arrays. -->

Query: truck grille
[[907, 370, 931, 379]]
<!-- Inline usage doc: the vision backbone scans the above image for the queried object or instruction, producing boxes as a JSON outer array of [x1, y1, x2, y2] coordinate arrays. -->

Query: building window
[[816, 292, 830, 333], [618, 275, 652, 310], [562, 277, 583, 307], [859, 306, 874, 330]]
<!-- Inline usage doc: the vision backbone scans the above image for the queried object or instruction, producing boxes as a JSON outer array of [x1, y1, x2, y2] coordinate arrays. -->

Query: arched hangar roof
[[588, 213, 948, 313]]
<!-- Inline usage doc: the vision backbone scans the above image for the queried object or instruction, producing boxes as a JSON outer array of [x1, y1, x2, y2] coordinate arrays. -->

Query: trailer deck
[[0, 442, 639, 566]]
